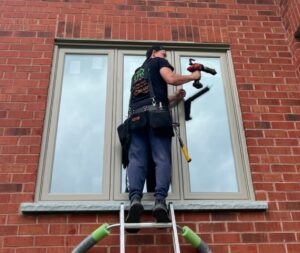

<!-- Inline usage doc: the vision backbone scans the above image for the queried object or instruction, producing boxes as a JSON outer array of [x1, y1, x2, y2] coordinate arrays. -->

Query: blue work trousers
[[127, 127, 172, 201]]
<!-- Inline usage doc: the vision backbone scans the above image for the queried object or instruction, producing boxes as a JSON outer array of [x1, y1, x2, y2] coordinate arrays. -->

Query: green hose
[[182, 226, 201, 248], [92, 223, 110, 241]]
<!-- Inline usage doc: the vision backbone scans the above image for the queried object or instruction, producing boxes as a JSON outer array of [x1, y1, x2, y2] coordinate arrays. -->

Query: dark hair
[[146, 45, 164, 58]]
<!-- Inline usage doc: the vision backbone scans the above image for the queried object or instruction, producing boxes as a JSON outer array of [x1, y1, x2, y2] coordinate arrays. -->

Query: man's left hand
[[174, 89, 186, 101]]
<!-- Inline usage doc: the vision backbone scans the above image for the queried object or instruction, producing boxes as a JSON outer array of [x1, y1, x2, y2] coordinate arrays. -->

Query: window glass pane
[[50, 54, 107, 194], [180, 57, 239, 193], [121, 55, 145, 193]]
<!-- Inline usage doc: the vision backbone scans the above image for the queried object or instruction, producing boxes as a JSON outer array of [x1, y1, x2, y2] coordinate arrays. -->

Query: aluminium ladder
[[72, 202, 212, 253]]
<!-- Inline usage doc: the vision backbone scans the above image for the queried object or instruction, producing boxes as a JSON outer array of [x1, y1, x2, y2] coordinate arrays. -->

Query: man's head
[[146, 45, 166, 59]]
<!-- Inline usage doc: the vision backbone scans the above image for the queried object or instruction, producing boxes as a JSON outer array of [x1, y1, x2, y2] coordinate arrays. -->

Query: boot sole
[[125, 203, 144, 233]]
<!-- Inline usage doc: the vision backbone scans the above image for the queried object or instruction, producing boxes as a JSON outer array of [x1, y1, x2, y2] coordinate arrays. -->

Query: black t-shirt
[[130, 57, 174, 109], [147, 57, 174, 105]]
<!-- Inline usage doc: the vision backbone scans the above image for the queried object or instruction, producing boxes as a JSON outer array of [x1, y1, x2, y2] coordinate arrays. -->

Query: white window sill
[[21, 200, 268, 213]]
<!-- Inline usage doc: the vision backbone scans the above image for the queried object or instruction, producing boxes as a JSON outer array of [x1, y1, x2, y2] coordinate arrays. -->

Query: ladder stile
[[120, 203, 125, 253], [169, 203, 181, 253]]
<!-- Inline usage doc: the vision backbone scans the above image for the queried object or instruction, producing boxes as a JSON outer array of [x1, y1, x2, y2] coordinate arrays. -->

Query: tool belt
[[129, 104, 173, 133], [129, 104, 168, 115]]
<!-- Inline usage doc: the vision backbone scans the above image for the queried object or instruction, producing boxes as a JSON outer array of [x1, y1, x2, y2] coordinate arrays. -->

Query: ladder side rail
[[170, 203, 181, 253], [120, 203, 125, 253]]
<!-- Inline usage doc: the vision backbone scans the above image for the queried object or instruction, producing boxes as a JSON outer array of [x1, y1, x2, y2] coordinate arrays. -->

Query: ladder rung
[[123, 222, 173, 229]]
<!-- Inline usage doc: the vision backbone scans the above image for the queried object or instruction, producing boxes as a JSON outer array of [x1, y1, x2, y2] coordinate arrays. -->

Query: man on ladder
[[125, 45, 201, 232]]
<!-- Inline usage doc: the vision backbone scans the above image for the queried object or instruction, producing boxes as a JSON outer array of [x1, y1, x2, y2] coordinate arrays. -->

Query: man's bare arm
[[160, 67, 201, 86]]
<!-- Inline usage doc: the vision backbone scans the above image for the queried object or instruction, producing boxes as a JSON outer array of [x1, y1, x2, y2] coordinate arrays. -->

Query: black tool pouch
[[148, 109, 172, 129], [117, 119, 129, 145], [117, 118, 131, 168], [129, 112, 148, 131]]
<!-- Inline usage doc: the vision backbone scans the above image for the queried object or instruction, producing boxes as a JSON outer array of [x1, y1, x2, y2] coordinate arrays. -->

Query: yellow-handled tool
[[173, 123, 191, 163]]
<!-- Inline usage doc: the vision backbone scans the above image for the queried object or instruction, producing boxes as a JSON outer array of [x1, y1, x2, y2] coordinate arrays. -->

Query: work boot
[[152, 198, 170, 223], [125, 197, 144, 233]]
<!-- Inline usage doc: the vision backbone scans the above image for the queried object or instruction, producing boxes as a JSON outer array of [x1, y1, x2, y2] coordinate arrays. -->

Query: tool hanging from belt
[[173, 123, 191, 163]]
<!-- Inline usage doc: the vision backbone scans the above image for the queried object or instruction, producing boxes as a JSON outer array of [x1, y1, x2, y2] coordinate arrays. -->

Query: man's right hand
[[190, 70, 201, 80]]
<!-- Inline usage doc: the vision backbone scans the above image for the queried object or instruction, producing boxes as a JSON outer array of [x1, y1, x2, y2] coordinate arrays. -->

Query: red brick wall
[[279, 0, 300, 78], [0, 0, 299, 253]]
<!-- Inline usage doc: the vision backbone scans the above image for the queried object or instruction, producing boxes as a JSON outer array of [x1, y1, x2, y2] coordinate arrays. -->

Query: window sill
[[21, 200, 268, 213]]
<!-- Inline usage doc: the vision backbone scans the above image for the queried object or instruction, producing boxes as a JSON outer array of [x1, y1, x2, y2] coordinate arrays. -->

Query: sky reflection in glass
[[50, 54, 107, 194], [180, 57, 238, 193]]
